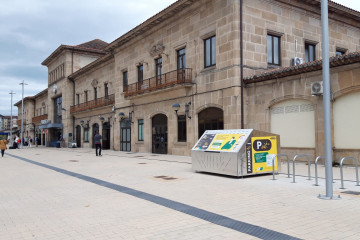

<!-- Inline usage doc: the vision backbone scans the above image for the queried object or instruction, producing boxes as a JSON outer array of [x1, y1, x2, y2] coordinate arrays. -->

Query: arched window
[[198, 107, 224, 138], [270, 100, 315, 148], [333, 92, 360, 149]]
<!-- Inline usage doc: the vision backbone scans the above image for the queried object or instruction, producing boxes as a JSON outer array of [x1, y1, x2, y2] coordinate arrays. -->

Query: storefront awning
[[39, 123, 63, 129]]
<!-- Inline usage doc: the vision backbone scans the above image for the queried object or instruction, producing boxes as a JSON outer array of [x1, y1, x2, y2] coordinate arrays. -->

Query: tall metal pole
[[9, 91, 16, 145], [19, 80, 27, 149], [319, 0, 336, 199]]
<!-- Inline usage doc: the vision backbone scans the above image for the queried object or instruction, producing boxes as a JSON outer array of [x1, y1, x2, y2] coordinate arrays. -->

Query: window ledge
[[135, 141, 144, 144], [174, 142, 187, 146], [202, 65, 216, 72]]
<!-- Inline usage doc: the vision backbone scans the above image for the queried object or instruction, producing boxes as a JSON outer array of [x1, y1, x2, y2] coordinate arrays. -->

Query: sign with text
[[192, 129, 253, 153], [250, 136, 278, 173]]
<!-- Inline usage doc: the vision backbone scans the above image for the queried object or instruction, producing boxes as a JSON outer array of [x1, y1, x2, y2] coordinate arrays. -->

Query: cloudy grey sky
[[0, 0, 359, 116]]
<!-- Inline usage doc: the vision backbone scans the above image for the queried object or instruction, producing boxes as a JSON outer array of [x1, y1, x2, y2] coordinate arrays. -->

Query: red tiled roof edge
[[244, 51, 360, 84]]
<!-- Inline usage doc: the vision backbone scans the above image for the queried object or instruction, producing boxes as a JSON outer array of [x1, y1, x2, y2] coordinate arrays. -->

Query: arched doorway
[[198, 107, 224, 137], [76, 125, 81, 148], [120, 119, 131, 152], [102, 122, 111, 150], [270, 99, 315, 148], [92, 123, 99, 148], [152, 114, 167, 154], [333, 92, 360, 149]]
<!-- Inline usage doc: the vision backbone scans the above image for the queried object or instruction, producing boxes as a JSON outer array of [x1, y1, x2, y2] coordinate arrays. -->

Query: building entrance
[[102, 122, 110, 150], [198, 107, 224, 137], [152, 114, 167, 154], [76, 125, 81, 148], [120, 119, 131, 152], [92, 123, 99, 148]]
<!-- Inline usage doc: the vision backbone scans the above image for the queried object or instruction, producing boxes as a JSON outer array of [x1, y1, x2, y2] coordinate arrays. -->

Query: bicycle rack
[[276, 154, 290, 178], [270, 155, 277, 180], [292, 154, 311, 183], [339, 157, 360, 189], [314, 156, 325, 186]]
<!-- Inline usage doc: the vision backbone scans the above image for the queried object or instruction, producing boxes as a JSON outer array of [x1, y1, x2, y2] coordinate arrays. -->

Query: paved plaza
[[1, 147, 360, 240]]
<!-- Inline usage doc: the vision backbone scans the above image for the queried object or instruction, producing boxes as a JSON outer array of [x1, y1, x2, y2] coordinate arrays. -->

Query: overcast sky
[[0, 0, 359, 116]]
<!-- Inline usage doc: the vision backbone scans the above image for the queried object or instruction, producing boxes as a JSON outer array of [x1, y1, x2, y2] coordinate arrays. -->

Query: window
[[94, 87, 97, 100], [84, 128, 89, 142], [336, 48, 346, 56], [104, 83, 109, 97], [123, 71, 128, 92], [177, 115, 187, 142], [155, 58, 162, 78], [267, 34, 281, 65], [54, 96, 62, 124], [84, 91, 88, 102], [137, 65, 143, 82], [76, 94, 80, 105], [177, 48, 186, 69], [204, 36, 216, 68], [138, 119, 144, 141], [305, 43, 316, 62]]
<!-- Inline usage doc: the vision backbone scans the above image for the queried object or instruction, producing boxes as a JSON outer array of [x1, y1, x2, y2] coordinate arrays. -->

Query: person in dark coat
[[94, 131, 102, 156]]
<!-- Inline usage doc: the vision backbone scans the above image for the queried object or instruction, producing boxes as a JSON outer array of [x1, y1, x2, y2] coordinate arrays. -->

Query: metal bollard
[[314, 156, 325, 186], [340, 157, 360, 189]]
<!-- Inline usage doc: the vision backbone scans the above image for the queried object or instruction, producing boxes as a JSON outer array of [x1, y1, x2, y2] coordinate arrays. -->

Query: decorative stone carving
[[149, 42, 165, 57], [91, 79, 98, 88]]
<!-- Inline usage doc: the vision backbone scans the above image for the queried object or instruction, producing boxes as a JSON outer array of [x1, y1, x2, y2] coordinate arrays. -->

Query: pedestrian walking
[[94, 131, 102, 156], [35, 136, 38, 147], [28, 136, 32, 147], [0, 138, 8, 157], [15, 136, 20, 149]]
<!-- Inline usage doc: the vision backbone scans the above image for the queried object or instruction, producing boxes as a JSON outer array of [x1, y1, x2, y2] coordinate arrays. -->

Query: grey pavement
[[1, 147, 360, 240]]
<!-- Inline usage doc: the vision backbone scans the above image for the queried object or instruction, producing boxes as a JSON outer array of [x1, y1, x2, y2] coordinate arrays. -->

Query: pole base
[[318, 194, 341, 200]]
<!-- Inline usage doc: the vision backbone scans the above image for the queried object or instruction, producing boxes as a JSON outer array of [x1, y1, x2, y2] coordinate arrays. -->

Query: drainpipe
[[240, 0, 244, 129]]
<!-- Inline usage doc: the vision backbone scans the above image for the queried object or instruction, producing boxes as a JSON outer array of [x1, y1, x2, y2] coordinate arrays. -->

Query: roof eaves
[[105, 0, 195, 51], [68, 53, 114, 80], [244, 51, 360, 84], [42, 45, 107, 66]]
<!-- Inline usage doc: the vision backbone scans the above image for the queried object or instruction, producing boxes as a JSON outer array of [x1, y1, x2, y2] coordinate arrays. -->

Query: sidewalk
[[1, 147, 359, 240]]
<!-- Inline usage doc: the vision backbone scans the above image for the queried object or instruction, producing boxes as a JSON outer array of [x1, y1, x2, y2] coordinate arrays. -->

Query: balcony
[[124, 68, 192, 97], [32, 114, 48, 123], [70, 94, 115, 114]]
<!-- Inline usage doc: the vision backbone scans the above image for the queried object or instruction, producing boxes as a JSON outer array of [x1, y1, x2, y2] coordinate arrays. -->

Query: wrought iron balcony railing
[[70, 94, 115, 114], [124, 68, 192, 97], [32, 114, 48, 123]]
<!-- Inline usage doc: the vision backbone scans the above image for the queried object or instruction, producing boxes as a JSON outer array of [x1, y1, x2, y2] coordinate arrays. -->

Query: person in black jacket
[[94, 131, 102, 156]]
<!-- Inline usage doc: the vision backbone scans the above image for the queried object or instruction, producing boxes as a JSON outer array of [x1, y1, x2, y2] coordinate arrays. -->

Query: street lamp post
[[19, 80, 28, 149], [319, 0, 338, 200], [9, 90, 15, 145]]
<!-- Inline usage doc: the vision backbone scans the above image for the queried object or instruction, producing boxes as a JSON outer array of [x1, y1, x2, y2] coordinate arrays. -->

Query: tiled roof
[[76, 39, 108, 50], [329, 0, 360, 14], [42, 39, 108, 66], [244, 51, 360, 84]]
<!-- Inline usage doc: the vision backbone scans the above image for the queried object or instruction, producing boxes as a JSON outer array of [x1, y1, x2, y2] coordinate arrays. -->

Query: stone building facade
[[17, 0, 360, 162]]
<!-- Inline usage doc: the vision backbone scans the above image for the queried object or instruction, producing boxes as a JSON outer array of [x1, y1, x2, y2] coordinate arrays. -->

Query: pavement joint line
[[8, 152, 302, 240]]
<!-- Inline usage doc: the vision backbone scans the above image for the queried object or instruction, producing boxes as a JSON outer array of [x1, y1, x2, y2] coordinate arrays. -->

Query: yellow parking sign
[[251, 136, 278, 173]]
